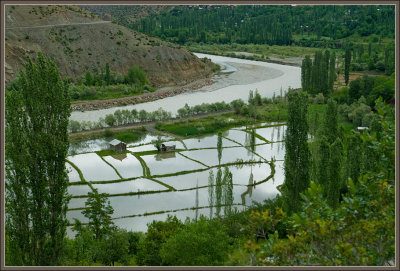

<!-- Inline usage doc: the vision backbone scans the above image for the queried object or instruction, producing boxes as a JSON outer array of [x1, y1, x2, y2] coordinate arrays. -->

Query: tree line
[[123, 5, 395, 46]]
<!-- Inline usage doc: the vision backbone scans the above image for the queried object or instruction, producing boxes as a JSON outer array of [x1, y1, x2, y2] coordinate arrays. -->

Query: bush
[[136, 216, 183, 266], [105, 114, 116, 127], [348, 103, 371, 126], [103, 129, 113, 137], [362, 112, 375, 127], [160, 217, 231, 266], [314, 93, 325, 104], [69, 120, 81, 133]]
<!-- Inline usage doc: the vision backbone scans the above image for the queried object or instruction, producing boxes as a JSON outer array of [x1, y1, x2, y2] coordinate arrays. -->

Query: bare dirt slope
[[5, 5, 214, 86]]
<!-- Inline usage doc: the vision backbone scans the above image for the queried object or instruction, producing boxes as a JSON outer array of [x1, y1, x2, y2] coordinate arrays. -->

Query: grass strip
[[66, 159, 95, 191], [132, 153, 150, 177], [177, 152, 209, 168], [246, 123, 286, 129], [97, 154, 123, 179], [69, 188, 171, 199], [151, 160, 265, 179], [244, 129, 271, 144], [146, 177, 176, 191], [222, 136, 243, 147], [112, 204, 245, 220]]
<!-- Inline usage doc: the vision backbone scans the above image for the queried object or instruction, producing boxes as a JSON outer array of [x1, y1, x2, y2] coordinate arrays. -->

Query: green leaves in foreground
[[160, 217, 231, 266]]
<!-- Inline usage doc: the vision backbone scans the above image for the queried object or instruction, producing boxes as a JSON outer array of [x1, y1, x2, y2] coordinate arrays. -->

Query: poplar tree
[[322, 50, 330, 93], [222, 167, 233, 216], [208, 170, 215, 219], [282, 91, 310, 213], [327, 138, 343, 208], [345, 131, 363, 184], [301, 55, 312, 93], [322, 99, 339, 144], [329, 52, 336, 91], [344, 48, 351, 85], [5, 52, 71, 265], [317, 136, 330, 190], [217, 132, 223, 164], [215, 168, 223, 217]]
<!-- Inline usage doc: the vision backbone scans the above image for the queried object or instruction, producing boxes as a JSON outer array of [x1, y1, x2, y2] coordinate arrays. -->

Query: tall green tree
[[217, 132, 223, 164], [222, 167, 233, 216], [345, 131, 363, 184], [208, 170, 215, 219], [328, 52, 336, 91], [104, 63, 112, 85], [344, 48, 351, 85], [322, 98, 339, 144], [301, 55, 312, 93], [282, 91, 310, 213], [215, 168, 223, 217], [326, 138, 343, 208], [317, 135, 330, 190], [5, 52, 71, 265]]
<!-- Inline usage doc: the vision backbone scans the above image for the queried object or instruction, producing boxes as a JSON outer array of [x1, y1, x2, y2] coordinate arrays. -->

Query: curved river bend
[[70, 53, 301, 123]]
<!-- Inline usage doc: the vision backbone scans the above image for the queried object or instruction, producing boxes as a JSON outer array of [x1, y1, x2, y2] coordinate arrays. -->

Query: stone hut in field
[[109, 139, 127, 152]]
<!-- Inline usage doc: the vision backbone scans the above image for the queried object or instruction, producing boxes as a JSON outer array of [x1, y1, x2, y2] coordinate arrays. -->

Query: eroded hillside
[[5, 5, 214, 86]]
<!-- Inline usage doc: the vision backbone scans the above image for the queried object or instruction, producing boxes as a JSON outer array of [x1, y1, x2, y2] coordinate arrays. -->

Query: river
[[70, 53, 301, 123]]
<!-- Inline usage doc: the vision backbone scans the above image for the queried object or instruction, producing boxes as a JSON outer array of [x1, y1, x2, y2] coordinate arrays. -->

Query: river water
[[70, 53, 301, 123]]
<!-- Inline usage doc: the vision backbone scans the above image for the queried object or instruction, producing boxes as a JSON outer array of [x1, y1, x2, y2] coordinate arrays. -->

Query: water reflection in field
[[66, 123, 288, 235], [92, 178, 168, 195], [67, 153, 120, 181], [66, 163, 81, 183], [183, 134, 240, 149], [142, 152, 207, 175], [103, 153, 143, 179]]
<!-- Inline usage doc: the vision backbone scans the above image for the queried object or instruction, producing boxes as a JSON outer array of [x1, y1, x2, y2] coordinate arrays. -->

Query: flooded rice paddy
[[66, 123, 287, 236]]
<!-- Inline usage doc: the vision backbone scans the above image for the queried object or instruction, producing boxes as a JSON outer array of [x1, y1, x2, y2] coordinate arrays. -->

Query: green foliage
[[114, 131, 143, 143], [96, 229, 130, 266], [326, 138, 343, 208], [313, 93, 324, 104], [160, 217, 231, 266], [282, 91, 310, 213], [105, 114, 116, 127], [153, 135, 163, 151], [128, 6, 394, 46], [301, 50, 332, 96], [136, 215, 183, 266], [82, 189, 115, 240], [208, 170, 215, 219], [344, 48, 351, 85], [69, 120, 81, 133], [217, 132, 223, 164], [5, 52, 71, 265], [125, 66, 149, 86]]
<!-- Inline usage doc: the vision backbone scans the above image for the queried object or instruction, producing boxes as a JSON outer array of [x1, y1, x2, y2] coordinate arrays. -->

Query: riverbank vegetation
[[69, 64, 154, 102]]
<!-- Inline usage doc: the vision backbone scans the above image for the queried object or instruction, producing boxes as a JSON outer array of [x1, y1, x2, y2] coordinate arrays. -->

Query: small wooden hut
[[161, 144, 176, 152], [109, 139, 127, 152]]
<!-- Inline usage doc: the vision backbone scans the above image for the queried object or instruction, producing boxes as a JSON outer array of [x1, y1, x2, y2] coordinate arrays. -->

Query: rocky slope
[[5, 5, 214, 86]]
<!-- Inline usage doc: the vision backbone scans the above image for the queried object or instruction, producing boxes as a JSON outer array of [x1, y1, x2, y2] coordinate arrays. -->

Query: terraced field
[[66, 123, 286, 234]]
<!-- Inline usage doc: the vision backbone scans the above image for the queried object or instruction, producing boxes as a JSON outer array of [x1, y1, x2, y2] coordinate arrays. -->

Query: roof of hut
[[109, 139, 124, 146]]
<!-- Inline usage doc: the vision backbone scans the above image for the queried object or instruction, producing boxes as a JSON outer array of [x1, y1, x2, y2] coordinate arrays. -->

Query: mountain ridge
[[5, 5, 214, 86]]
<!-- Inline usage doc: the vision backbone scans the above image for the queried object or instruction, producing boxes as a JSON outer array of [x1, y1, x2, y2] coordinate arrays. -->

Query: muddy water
[[70, 54, 300, 123]]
